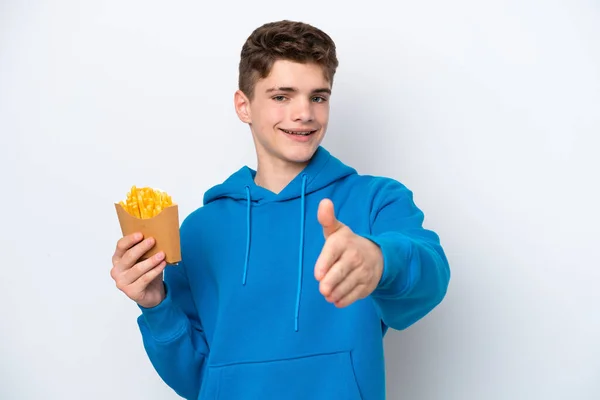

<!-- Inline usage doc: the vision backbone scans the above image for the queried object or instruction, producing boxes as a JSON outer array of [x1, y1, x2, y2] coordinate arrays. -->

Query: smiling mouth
[[280, 128, 317, 136]]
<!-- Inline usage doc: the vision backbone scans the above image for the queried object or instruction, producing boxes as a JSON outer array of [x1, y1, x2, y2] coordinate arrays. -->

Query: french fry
[[119, 185, 173, 219]]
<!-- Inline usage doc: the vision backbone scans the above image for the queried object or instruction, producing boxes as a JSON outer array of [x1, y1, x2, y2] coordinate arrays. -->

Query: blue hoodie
[[137, 146, 450, 400]]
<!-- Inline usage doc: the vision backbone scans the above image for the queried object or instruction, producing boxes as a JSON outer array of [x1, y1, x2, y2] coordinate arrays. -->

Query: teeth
[[283, 129, 313, 136]]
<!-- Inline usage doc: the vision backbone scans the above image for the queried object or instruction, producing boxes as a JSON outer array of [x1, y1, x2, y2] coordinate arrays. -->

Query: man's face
[[235, 59, 331, 167]]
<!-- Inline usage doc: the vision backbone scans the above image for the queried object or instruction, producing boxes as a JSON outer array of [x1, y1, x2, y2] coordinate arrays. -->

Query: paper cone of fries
[[115, 186, 181, 264]]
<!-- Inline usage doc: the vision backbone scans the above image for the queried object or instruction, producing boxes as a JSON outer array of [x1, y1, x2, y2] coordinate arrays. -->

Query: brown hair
[[238, 20, 339, 99]]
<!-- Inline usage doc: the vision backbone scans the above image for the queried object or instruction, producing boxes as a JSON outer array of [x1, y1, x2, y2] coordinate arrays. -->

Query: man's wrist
[[137, 282, 167, 309]]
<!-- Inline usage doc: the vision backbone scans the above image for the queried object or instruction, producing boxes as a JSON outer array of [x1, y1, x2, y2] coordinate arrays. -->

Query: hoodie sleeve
[[361, 178, 451, 331], [137, 260, 208, 400]]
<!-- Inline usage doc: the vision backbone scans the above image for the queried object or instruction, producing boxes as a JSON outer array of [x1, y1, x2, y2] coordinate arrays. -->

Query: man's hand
[[314, 199, 384, 308], [110, 233, 167, 308]]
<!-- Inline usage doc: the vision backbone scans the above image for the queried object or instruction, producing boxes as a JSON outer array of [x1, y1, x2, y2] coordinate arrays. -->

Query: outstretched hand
[[314, 199, 384, 308]]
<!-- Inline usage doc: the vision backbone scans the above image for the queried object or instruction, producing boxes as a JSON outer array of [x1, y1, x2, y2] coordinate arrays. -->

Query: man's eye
[[312, 96, 327, 103], [273, 96, 286, 101]]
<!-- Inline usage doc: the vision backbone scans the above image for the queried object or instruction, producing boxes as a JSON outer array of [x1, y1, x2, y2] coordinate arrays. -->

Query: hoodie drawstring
[[295, 174, 308, 332], [242, 175, 308, 332], [242, 185, 251, 285]]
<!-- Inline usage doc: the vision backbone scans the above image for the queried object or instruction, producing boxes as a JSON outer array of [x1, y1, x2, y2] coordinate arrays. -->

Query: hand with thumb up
[[314, 198, 384, 308]]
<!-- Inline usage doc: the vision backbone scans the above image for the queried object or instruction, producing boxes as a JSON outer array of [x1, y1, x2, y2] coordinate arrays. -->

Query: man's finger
[[326, 265, 363, 304], [317, 198, 344, 239], [314, 236, 344, 281], [122, 251, 165, 286], [119, 237, 156, 271], [128, 261, 167, 294], [114, 232, 144, 262], [333, 283, 366, 308], [318, 258, 355, 298]]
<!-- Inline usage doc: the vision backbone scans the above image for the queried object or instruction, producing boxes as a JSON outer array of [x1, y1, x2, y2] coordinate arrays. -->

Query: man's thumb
[[318, 198, 343, 238]]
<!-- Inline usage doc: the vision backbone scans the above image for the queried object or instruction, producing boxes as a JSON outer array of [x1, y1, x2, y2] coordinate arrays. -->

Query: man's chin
[[282, 143, 320, 164]]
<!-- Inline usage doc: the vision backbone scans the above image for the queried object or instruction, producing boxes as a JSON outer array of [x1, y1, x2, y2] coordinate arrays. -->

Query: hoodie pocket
[[204, 350, 363, 400]]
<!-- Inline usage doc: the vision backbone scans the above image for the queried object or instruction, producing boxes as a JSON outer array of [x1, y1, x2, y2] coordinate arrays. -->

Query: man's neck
[[254, 157, 308, 194]]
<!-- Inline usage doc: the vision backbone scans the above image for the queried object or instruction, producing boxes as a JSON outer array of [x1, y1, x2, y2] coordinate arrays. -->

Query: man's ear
[[234, 90, 252, 124]]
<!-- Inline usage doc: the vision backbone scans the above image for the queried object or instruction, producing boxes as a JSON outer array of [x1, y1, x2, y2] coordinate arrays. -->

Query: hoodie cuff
[[362, 232, 412, 296], [138, 282, 189, 342]]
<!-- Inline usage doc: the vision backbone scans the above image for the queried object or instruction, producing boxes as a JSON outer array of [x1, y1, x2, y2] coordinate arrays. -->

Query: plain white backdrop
[[1, 0, 599, 399]]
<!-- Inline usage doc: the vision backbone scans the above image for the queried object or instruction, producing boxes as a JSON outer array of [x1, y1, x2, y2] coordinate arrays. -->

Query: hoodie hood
[[203, 146, 356, 206], [202, 146, 356, 331]]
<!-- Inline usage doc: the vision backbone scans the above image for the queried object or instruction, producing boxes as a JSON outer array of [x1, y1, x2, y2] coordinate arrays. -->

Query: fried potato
[[119, 185, 173, 219]]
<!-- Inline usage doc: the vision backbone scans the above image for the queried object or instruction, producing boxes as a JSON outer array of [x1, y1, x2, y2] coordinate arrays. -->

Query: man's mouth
[[280, 128, 317, 136]]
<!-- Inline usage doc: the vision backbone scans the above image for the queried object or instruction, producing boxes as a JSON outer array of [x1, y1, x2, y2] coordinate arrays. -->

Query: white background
[[1, 1, 599, 399]]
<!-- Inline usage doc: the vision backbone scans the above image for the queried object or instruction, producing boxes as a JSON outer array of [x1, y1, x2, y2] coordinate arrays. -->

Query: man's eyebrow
[[265, 86, 331, 95], [313, 88, 332, 95], [266, 86, 297, 93]]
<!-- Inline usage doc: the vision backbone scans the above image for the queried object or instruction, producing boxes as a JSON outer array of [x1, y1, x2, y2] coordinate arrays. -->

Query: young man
[[111, 20, 450, 400]]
